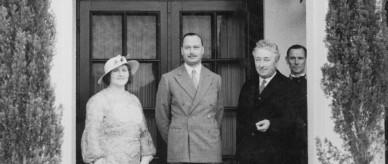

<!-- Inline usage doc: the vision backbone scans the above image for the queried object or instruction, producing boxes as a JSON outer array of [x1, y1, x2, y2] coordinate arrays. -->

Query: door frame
[[76, 0, 263, 163], [77, 1, 169, 163], [168, 0, 246, 69]]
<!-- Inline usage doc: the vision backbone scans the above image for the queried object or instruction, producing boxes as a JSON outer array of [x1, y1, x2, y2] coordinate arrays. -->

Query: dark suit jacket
[[287, 76, 308, 164], [236, 71, 296, 164], [289, 76, 307, 150]]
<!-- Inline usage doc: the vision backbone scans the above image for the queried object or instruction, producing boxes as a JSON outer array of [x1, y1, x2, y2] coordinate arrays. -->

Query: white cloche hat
[[97, 55, 139, 85]]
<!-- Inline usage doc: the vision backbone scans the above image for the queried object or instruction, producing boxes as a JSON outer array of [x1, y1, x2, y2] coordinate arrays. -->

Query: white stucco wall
[[264, 0, 306, 75], [50, 0, 76, 164], [265, 1, 345, 164], [305, 0, 344, 164]]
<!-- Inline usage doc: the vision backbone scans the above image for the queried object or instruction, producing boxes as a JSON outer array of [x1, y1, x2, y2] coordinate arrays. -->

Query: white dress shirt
[[259, 71, 277, 89], [184, 63, 202, 83]]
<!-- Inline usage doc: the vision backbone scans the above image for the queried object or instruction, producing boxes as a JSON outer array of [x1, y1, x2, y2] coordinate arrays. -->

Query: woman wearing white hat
[[81, 55, 155, 164]]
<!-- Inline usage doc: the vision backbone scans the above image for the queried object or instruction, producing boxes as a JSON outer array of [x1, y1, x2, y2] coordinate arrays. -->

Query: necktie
[[192, 69, 199, 89], [259, 79, 267, 94]]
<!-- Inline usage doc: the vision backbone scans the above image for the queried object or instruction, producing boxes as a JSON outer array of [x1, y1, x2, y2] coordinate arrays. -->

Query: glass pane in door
[[182, 15, 212, 59], [92, 15, 122, 58], [218, 63, 245, 107], [217, 14, 244, 59], [128, 63, 158, 108], [127, 15, 157, 59], [91, 63, 105, 94]]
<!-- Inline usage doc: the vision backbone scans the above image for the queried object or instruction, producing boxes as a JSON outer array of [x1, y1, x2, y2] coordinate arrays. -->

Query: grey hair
[[252, 39, 280, 61]]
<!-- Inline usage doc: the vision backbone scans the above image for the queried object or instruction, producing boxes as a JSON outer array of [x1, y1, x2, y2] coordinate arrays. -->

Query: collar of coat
[[254, 70, 289, 99], [173, 65, 217, 115], [175, 65, 215, 100]]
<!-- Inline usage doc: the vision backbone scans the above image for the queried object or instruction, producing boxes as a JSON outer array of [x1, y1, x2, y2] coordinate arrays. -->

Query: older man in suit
[[236, 40, 295, 164], [155, 33, 223, 164]]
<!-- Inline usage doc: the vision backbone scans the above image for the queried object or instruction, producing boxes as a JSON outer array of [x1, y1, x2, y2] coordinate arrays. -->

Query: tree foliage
[[0, 0, 63, 163], [318, 0, 388, 164]]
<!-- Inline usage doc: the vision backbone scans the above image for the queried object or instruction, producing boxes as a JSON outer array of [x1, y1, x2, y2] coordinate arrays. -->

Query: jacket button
[[251, 132, 255, 136], [258, 97, 261, 101]]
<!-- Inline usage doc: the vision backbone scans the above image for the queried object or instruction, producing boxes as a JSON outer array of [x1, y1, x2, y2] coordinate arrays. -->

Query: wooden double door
[[77, 0, 262, 163]]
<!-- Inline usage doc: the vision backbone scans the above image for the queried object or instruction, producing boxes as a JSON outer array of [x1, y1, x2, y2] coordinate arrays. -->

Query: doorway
[[77, 0, 262, 163]]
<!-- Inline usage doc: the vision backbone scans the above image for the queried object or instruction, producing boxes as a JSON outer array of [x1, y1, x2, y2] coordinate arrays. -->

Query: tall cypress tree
[[317, 0, 388, 163], [0, 0, 63, 163]]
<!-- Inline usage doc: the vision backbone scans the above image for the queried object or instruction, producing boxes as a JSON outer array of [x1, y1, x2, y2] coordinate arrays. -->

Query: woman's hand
[[140, 155, 153, 164]]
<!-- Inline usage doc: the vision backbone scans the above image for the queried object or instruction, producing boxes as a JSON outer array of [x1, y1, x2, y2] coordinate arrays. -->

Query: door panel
[[217, 14, 245, 59], [78, 1, 253, 163], [126, 15, 157, 59], [219, 63, 245, 107], [92, 15, 122, 59], [78, 1, 167, 164], [176, 4, 245, 162], [129, 63, 158, 108], [182, 15, 212, 59]]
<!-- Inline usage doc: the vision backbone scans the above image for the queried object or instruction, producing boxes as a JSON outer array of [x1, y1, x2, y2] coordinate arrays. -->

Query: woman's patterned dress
[[82, 89, 155, 164]]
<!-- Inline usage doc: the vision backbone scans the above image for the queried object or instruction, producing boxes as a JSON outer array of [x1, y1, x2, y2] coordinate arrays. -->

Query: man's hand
[[256, 119, 270, 132], [94, 158, 105, 164], [140, 155, 153, 164]]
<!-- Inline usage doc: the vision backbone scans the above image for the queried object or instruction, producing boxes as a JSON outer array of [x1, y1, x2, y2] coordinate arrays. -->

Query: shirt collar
[[290, 73, 306, 78], [259, 71, 277, 86], [184, 63, 202, 76]]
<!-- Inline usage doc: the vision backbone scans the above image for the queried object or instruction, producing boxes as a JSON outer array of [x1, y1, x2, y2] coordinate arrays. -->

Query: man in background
[[286, 44, 307, 164]]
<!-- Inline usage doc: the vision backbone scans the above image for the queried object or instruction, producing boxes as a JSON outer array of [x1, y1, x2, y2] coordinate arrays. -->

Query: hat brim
[[97, 60, 140, 85]]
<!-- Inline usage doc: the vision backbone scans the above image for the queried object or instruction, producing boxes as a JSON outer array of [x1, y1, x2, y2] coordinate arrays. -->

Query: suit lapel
[[189, 67, 214, 115], [174, 65, 197, 99], [259, 71, 281, 100]]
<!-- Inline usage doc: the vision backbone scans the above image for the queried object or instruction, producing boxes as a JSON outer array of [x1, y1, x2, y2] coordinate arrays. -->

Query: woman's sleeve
[[136, 97, 156, 157], [81, 96, 105, 163]]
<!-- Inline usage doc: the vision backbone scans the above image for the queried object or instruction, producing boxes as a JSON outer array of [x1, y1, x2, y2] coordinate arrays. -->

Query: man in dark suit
[[286, 44, 307, 164], [236, 40, 295, 164]]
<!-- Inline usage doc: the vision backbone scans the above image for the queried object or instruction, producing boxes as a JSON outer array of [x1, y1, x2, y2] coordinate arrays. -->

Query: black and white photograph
[[0, 0, 386, 164]]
